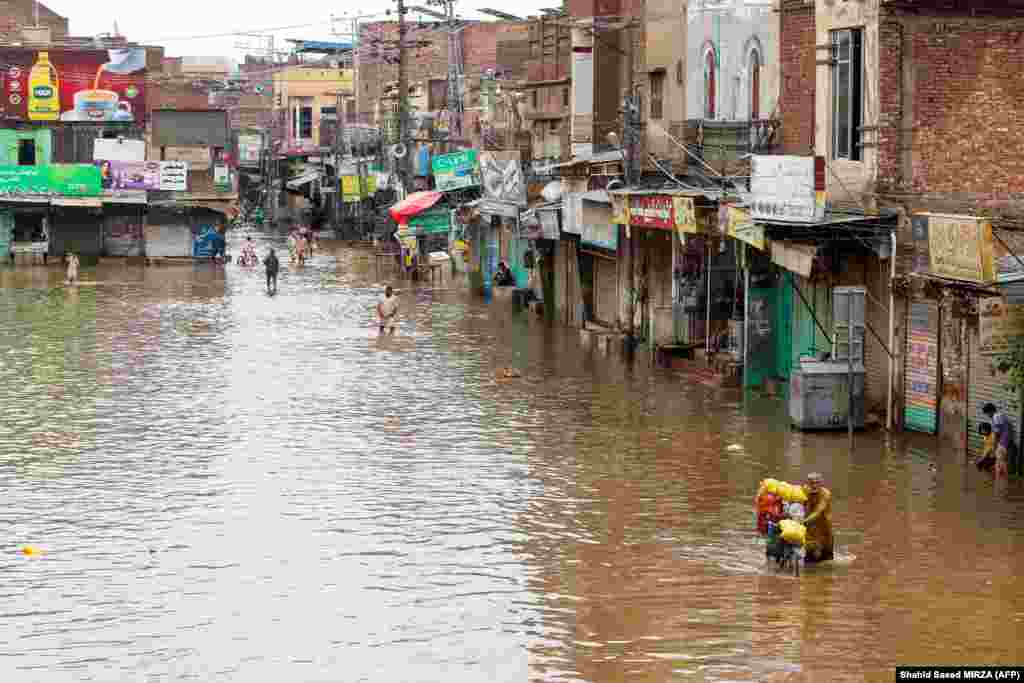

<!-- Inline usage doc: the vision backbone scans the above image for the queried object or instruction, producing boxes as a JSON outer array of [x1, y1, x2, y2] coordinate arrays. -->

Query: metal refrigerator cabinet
[[789, 360, 866, 430]]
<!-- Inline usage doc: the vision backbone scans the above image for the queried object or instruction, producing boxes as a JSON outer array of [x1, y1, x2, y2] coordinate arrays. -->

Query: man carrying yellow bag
[[803, 472, 834, 563]]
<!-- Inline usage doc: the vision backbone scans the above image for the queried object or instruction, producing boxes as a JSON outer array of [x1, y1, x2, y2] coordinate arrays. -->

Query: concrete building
[[0, 0, 67, 43], [273, 65, 354, 151]]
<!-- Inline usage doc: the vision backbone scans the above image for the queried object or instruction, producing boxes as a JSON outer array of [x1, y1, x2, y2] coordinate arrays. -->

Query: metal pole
[[848, 290, 855, 440], [743, 245, 750, 389], [887, 230, 897, 431], [397, 0, 410, 193], [336, 90, 345, 233], [706, 239, 712, 355]]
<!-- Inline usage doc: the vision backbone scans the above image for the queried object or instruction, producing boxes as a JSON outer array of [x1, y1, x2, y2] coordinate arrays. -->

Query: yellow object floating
[[21, 546, 38, 556], [779, 519, 807, 546]]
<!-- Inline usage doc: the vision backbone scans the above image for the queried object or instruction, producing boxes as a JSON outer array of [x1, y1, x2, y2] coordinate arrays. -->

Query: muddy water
[[0, 230, 1022, 682]]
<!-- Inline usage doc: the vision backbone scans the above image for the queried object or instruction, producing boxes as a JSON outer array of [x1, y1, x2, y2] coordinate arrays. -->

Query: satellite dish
[[392, 143, 407, 159]]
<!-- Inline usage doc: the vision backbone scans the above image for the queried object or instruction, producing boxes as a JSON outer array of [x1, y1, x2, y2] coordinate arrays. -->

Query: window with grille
[[831, 28, 863, 161], [650, 71, 664, 120]]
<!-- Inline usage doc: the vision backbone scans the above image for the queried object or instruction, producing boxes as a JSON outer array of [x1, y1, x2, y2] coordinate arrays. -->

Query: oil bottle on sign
[[28, 52, 60, 121]]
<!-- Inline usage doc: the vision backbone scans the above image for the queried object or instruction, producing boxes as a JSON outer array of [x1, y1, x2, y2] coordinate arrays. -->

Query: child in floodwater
[[64, 251, 79, 285]]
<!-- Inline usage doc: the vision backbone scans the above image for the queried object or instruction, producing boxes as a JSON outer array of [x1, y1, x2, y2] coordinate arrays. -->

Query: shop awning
[[102, 190, 148, 205], [52, 197, 103, 208], [580, 189, 611, 204], [0, 196, 50, 206], [389, 191, 443, 225], [286, 171, 321, 190]]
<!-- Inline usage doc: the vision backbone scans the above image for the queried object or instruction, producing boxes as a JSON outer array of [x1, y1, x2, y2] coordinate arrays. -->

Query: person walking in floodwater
[[802, 472, 834, 563], [264, 248, 280, 294], [377, 285, 398, 334], [294, 232, 308, 266], [64, 251, 79, 285]]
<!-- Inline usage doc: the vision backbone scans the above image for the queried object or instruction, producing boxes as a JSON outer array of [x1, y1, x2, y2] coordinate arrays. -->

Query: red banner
[[0, 47, 147, 123], [629, 195, 675, 229]]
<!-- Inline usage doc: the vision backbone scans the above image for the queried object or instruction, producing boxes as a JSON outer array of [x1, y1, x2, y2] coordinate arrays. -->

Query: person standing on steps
[[264, 248, 280, 294]]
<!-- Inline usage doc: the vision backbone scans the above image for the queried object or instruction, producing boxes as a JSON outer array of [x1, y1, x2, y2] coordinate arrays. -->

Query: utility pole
[[397, 0, 411, 194], [335, 89, 345, 234]]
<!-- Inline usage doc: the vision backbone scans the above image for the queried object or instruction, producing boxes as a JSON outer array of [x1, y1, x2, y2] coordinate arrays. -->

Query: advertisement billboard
[[95, 160, 190, 192], [750, 155, 825, 224], [0, 47, 146, 123], [480, 151, 526, 207], [628, 195, 674, 229]]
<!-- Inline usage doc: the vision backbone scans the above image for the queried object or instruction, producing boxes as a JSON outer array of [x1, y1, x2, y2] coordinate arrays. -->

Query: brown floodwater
[[0, 229, 1022, 682]]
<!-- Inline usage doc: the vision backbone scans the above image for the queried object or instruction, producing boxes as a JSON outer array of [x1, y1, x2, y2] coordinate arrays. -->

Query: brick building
[[0, 0, 66, 42], [356, 20, 529, 147]]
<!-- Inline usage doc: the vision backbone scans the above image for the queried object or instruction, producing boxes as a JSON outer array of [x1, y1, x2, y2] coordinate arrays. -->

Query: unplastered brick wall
[[878, 10, 1024, 211], [779, 0, 815, 155]]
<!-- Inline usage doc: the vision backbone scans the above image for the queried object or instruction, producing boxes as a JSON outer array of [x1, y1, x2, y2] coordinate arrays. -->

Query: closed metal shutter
[[593, 255, 618, 326], [967, 320, 1022, 458], [103, 208, 144, 257], [144, 210, 194, 258], [51, 209, 102, 257], [904, 299, 939, 433]]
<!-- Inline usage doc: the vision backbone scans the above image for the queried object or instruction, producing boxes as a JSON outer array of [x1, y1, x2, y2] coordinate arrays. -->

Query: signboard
[[159, 161, 188, 192], [750, 155, 825, 223], [673, 196, 697, 237], [10, 241, 48, 255], [538, 209, 560, 239], [0, 164, 102, 197], [408, 210, 450, 236], [0, 47, 146, 123], [432, 150, 479, 192], [979, 297, 1024, 357], [771, 241, 816, 278], [93, 138, 145, 162], [564, 194, 618, 251], [214, 166, 231, 192], [725, 206, 766, 251], [341, 175, 378, 202], [628, 195, 674, 229], [611, 194, 629, 224], [238, 134, 262, 165], [164, 147, 211, 170], [922, 213, 996, 284], [905, 302, 938, 434], [480, 151, 526, 207]]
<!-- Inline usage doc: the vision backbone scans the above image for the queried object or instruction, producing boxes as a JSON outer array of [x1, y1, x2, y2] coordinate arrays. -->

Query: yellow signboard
[[924, 213, 995, 283], [341, 175, 378, 202], [979, 297, 1024, 356], [611, 194, 629, 225], [726, 207, 765, 251]]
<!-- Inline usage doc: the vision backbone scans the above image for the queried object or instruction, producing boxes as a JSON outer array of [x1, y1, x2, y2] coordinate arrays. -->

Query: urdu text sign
[[925, 213, 995, 284]]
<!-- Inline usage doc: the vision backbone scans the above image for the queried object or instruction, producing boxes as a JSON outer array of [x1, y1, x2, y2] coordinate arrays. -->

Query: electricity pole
[[335, 89, 345, 233], [397, 0, 411, 194]]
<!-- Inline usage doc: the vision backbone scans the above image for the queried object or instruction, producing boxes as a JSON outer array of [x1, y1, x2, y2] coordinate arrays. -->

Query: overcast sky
[[49, 0, 555, 59]]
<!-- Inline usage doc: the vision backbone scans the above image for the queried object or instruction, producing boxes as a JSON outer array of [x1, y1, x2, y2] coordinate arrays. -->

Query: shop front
[[3, 201, 50, 264], [563, 190, 618, 327]]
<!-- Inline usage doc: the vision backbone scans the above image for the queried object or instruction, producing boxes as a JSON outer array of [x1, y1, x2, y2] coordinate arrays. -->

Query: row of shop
[[0, 199, 232, 261], [384, 152, 1024, 457]]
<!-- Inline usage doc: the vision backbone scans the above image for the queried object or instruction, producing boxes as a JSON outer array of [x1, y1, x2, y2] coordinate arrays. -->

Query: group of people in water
[[234, 226, 318, 295]]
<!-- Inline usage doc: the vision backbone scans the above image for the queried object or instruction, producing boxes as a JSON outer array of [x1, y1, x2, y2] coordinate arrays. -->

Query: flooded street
[[0, 228, 1022, 682]]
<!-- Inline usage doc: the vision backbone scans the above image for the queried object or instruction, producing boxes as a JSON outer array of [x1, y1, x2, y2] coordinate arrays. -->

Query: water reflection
[[0, 232, 1021, 681]]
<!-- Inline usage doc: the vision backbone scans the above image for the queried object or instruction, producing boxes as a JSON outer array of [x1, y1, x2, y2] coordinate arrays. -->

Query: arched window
[[749, 48, 761, 120], [704, 47, 717, 120]]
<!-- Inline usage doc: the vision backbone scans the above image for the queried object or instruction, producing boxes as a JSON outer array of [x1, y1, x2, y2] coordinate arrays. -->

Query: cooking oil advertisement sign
[[0, 47, 147, 123]]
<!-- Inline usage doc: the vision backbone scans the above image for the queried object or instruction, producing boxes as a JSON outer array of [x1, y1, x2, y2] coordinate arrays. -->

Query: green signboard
[[431, 150, 479, 192], [0, 164, 102, 197], [408, 209, 450, 236]]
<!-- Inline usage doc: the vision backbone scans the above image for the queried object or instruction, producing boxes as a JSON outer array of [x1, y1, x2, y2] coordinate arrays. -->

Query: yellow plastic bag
[[761, 479, 807, 503], [779, 519, 806, 546]]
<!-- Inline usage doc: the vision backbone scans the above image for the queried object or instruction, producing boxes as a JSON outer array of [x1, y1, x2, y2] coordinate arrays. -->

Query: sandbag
[[779, 519, 807, 546]]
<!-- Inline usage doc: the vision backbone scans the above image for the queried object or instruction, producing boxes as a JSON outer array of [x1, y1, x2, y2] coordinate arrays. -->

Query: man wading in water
[[377, 285, 398, 334], [265, 248, 279, 294], [802, 472, 834, 564]]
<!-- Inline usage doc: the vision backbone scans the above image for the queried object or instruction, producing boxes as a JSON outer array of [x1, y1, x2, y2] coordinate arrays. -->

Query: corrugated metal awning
[[286, 172, 321, 190], [103, 191, 148, 205], [52, 197, 103, 208]]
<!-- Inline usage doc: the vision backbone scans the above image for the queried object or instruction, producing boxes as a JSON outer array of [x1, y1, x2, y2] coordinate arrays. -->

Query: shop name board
[[341, 175, 378, 202], [749, 155, 825, 223], [979, 297, 1024, 357], [628, 195, 674, 229], [0, 164, 102, 197], [408, 210, 451, 236], [723, 206, 765, 251], [922, 213, 996, 284], [432, 150, 479, 192]]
